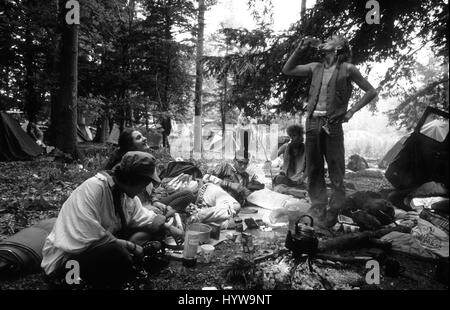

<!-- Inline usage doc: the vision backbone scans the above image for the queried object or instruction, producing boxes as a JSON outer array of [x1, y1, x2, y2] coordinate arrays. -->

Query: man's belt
[[312, 110, 327, 117]]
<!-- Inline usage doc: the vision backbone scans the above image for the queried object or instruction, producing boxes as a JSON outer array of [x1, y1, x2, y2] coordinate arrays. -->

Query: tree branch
[[396, 77, 449, 111]]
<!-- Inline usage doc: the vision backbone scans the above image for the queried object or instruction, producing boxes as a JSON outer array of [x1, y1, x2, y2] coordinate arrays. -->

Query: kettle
[[285, 215, 318, 258]]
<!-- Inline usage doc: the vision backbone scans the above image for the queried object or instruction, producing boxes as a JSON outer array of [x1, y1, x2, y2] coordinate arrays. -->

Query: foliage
[[0, 0, 198, 129], [204, 0, 448, 122], [385, 57, 449, 130]]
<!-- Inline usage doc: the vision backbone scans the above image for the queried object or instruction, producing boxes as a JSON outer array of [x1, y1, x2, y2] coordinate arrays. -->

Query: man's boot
[[324, 208, 339, 228]]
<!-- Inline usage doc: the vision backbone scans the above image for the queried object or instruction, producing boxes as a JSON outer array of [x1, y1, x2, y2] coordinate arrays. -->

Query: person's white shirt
[[41, 172, 157, 275]]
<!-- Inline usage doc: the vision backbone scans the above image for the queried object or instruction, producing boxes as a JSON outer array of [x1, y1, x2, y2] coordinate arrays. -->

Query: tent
[[0, 111, 42, 161], [420, 118, 449, 142], [378, 135, 409, 169], [77, 125, 93, 142], [207, 133, 237, 153], [385, 107, 449, 189]]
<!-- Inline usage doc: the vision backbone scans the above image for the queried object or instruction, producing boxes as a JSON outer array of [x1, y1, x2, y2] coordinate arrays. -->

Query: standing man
[[160, 115, 172, 150], [282, 35, 378, 226]]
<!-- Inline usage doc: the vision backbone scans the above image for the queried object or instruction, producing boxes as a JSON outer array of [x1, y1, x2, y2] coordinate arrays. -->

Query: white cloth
[[41, 173, 157, 275], [197, 184, 240, 225]]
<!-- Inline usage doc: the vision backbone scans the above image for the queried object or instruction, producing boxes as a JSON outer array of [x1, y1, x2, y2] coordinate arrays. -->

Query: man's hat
[[113, 151, 161, 184]]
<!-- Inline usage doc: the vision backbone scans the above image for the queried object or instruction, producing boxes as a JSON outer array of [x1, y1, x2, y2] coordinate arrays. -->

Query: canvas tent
[[77, 125, 93, 142], [378, 135, 410, 169], [385, 107, 449, 189], [0, 111, 42, 161], [207, 133, 238, 153]]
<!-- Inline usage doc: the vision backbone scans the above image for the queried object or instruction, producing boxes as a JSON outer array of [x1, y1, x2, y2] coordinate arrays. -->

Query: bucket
[[187, 223, 212, 244]]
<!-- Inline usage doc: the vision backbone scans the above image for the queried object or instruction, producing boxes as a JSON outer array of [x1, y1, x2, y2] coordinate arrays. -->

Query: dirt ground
[[0, 152, 448, 290]]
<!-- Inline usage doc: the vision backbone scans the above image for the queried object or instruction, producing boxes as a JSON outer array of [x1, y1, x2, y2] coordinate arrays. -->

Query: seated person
[[41, 151, 179, 288], [207, 150, 263, 206], [104, 128, 195, 216], [273, 124, 306, 189]]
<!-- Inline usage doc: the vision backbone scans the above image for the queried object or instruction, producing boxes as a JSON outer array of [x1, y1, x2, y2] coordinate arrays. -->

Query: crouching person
[[41, 151, 175, 289]]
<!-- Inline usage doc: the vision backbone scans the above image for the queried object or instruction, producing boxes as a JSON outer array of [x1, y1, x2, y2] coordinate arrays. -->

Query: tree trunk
[[193, 0, 206, 158], [164, 0, 173, 111], [301, 0, 306, 19], [221, 42, 230, 156], [47, 45, 60, 145], [444, 59, 449, 110], [52, 0, 79, 159]]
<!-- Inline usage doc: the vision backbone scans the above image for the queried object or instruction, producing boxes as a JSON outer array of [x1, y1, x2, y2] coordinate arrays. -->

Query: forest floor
[[0, 144, 447, 290]]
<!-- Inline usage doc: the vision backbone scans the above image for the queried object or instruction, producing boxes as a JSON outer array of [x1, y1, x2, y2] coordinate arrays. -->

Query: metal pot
[[289, 215, 318, 257]]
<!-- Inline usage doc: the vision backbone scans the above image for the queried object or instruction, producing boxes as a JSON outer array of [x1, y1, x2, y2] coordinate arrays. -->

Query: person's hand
[[164, 205, 176, 218], [298, 36, 321, 49], [164, 224, 184, 244], [132, 244, 144, 262], [123, 241, 144, 262], [153, 201, 167, 212], [243, 187, 252, 198], [342, 110, 354, 123], [150, 214, 167, 233]]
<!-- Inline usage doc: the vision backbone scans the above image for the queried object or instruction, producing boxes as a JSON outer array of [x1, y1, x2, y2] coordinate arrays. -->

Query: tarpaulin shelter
[[0, 111, 42, 161], [385, 107, 449, 189]]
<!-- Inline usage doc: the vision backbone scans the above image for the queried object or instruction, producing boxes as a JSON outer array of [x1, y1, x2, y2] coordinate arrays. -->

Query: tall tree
[[50, 0, 79, 158], [193, 0, 205, 158]]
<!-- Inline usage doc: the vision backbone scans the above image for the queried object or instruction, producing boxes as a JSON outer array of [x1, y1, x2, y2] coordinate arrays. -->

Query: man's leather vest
[[306, 62, 353, 119]]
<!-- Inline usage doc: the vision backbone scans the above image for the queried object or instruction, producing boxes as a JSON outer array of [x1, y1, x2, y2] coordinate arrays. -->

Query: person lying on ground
[[186, 183, 241, 229], [104, 128, 195, 217], [41, 151, 180, 288], [206, 150, 264, 206], [273, 124, 306, 189]]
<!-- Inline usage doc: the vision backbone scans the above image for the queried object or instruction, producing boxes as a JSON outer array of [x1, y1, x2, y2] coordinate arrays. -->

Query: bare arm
[[282, 38, 319, 77], [342, 64, 378, 122]]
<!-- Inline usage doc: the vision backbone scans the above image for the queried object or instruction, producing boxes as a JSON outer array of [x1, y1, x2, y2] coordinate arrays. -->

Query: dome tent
[[0, 111, 42, 161]]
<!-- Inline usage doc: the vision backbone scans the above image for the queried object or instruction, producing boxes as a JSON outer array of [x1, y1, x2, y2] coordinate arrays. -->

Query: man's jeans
[[305, 116, 346, 210]]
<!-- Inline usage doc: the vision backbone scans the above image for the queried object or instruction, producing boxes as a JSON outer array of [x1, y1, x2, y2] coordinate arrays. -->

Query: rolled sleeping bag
[[0, 218, 56, 276]]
